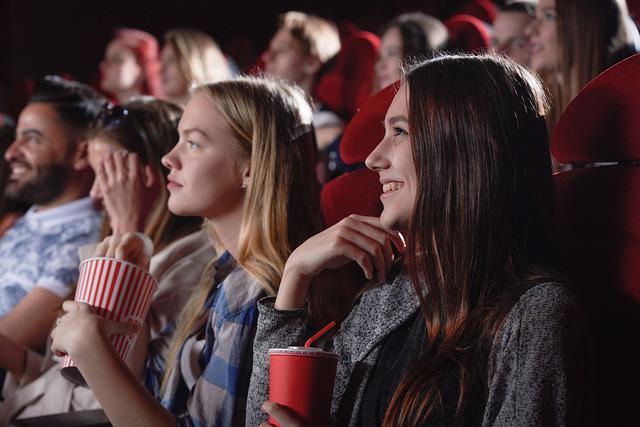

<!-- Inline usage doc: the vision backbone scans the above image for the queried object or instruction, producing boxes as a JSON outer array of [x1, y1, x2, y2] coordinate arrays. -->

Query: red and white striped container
[[60, 257, 157, 386]]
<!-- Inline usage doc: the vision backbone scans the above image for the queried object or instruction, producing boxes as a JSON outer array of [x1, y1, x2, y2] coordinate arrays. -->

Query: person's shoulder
[[499, 282, 587, 349], [511, 282, 579, 320]]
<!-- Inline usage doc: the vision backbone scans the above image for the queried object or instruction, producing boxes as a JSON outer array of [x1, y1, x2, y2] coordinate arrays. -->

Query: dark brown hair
[[89, 98, 202, 252], [381, 12, 449, 59], [383, 54, 556, 426]]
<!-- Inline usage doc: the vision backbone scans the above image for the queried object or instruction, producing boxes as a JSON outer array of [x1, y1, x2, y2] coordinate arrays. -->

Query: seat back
[[454, 0, 496, 24], [321, 83, 398, 226], [316, 28, 380, 120], [551, 53, 640, 426], [444, 14, 490, 53]]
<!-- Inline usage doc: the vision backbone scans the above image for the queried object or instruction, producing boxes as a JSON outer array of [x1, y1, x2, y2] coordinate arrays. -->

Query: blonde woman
[[160, 29, 232, 106], [50, 77, 322, 427]]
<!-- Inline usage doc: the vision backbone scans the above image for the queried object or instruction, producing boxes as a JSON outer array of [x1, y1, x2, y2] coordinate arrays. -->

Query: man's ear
[[72, 139, 91, 171], [302, 56, 322, 77]]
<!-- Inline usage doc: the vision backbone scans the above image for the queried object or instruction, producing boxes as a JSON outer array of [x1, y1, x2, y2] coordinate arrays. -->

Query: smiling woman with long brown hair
[[248, 53, 591, 427]]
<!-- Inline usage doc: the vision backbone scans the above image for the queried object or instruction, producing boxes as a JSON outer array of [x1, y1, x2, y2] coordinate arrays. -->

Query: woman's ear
[[72, 140, 91, 171], [240, 160, 251, 191]]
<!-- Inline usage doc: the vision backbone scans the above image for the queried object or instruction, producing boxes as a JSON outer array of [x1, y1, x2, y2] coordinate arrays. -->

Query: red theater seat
[[316, 28, 380, 120], [321, 83, 398, 226], [455, 0, 497, 24], [551, 53, 640, 426], [444, 14, 491, 53]]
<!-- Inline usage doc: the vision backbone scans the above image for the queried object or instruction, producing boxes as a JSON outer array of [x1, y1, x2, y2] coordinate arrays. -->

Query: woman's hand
[[93, 232, 153, 270], [50, 301, 137, 362], [94, 150, 149, 234], [276, 215, 404, 310], [259, 401, 303, 427]]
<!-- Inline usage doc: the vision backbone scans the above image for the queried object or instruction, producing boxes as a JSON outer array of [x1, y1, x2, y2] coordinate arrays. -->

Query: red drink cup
[[60, 257, 157, 386], [269, 346, 338, 427]]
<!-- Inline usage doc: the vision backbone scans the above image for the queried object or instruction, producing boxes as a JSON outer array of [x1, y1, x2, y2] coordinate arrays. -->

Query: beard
[[4, 162, 72, 205]]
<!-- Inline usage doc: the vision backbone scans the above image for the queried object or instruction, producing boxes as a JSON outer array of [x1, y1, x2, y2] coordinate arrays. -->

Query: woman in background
[[160, 29, 231, 107], [375, 12, 449, 91], [100, 28, 163, 103], [526, 0, 638, 130]]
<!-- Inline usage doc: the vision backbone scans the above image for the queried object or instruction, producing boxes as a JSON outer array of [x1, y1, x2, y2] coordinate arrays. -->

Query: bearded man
[[0, 76, 106, 355]]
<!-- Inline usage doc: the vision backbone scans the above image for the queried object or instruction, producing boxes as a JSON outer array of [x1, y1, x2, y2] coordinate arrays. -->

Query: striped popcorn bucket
[[60, 257, 157, 386]]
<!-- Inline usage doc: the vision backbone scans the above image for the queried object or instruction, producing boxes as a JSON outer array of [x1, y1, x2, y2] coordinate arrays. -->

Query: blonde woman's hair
[[278, 11, 341, 64], [164, 29, 231, 89], [161, 76, 322, 391]]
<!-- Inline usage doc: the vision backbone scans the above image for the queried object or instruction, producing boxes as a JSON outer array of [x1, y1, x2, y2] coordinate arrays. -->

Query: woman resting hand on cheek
[[248, 54, 592, 427]]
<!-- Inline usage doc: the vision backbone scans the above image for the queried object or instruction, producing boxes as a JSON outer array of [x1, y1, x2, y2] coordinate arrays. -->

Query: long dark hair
[[550, 0, 634, 128], [384, 54, 555, 426]]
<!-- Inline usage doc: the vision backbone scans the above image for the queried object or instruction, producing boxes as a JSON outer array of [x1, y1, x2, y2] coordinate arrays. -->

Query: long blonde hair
[[162, 76, 322, 391], [164, 29, 231, 89]]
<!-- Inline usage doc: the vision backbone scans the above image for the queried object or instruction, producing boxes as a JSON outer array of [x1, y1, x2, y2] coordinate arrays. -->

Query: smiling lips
[[382, 182, 403, 193], [8, 162, 31, 180]]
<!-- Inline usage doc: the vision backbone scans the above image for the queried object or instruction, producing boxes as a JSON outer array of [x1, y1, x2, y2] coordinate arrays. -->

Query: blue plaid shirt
[[145, 251, 266, 427]]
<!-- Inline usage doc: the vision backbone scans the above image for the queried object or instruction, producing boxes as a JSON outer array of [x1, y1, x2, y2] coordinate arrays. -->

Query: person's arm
[[275, 215, 404, 310], [51, 301, 176, 427], [247, 215, 404, 427], [0, 288, 62, 351], [0, 332, 27, 377], [482, 284, 592, 427]]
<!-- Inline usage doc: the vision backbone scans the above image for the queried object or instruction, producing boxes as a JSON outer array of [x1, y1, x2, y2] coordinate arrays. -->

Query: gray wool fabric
[[245, 273, 591, 427]]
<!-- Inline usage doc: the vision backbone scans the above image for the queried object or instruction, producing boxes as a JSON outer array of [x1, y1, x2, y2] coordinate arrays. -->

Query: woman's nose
[[365, 137, 391, 172]]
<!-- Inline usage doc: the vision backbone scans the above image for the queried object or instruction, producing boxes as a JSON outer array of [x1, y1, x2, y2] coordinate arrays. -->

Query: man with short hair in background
[[0, 76, 107, 358]]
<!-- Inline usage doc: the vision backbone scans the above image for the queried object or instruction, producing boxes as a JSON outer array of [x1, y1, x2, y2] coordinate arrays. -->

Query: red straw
[[304, 320, 337, 348]]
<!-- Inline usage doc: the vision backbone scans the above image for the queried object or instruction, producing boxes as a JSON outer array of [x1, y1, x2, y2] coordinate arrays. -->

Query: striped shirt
[[145, 251, 266, 427]]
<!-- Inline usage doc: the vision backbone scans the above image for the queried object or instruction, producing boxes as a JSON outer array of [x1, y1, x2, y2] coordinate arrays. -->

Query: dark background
[[0, 0, 470, 115]]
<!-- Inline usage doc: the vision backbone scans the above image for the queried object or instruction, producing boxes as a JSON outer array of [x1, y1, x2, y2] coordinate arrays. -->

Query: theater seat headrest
[[340, 82, 399, 165], [552, 53, 640, 163], [455, 0, 497, 24], [444, 14, 491, 53], [316, 30, 380, 119]]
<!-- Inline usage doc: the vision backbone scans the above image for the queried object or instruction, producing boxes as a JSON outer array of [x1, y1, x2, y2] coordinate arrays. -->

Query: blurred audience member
[[263, 11, 343, 150], [0, 114, 27, 237], [100, 28, 163, 103], [375, 12, 449, 90], [0, 76, 106, 354], [160, 29, 232, 107], [526, 0, 639, 129], [491, 1, 535, 67]]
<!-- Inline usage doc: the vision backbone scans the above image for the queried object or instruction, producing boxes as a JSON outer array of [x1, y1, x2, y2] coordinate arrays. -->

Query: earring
[[241, 183, 247, 190]]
